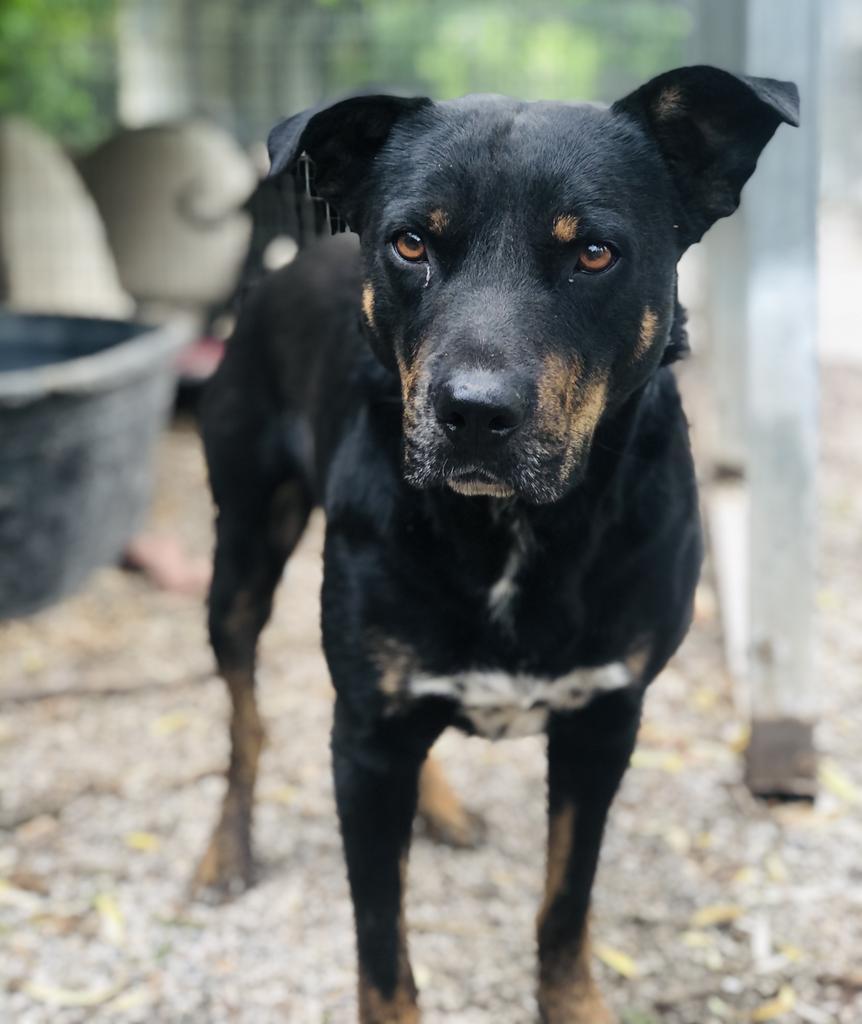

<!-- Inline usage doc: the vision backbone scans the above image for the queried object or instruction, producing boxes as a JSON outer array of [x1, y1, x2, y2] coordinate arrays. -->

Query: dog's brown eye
[[394, 232, 427, 262], [576, 243, 615, 274]]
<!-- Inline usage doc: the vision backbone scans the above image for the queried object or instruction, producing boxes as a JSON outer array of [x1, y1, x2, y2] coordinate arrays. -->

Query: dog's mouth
[[445, 467, 516, 499]]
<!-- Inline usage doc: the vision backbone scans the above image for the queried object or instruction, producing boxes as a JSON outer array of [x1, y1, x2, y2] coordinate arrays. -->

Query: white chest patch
[[404, 663, 633, 739], [486, 516, 532, 628]]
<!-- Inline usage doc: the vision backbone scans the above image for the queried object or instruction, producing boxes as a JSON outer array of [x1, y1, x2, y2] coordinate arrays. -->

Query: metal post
[[743, 0, 820, 797], [694, 0, 820, 797]]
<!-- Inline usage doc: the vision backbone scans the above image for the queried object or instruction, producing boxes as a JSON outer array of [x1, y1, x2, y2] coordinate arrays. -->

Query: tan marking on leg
[[358, 971, 419, 1024], [358, 853, 419, 1024], [428, 208, 449, 234], [192, 664, 264, 895], [417, 754, 484, 848], [367, 633, 416, 697], [624, 646, 651, 681], [634, 307, 659, 361], [655, 84, 684, 119], [538, 808, 615, 1023], [553, 214, 580, 243], [538, 926, 616, 1024], [537, 802, 576, 933], [362, 282, 376, 329]]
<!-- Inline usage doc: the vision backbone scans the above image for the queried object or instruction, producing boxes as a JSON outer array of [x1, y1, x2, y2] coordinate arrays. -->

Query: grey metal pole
[[693, 0, 820, 797], [743, 0, 820, 797]]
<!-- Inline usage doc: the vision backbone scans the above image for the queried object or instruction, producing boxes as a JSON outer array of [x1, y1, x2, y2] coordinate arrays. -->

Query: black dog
[[195, 66, 798, 1023]]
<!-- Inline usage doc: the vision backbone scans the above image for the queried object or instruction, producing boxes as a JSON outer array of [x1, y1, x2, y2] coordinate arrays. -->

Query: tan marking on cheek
[[361, 282, 376, 329], [395, 339, 429, 432], [537, 352, 580, 441], [428, 207, 449, 234], [635, 307, 659, 360], [558, 376, 608, 482], [552, 214, 580, 243], [656, 84, 684, 118], [571, 378, 608, 444]]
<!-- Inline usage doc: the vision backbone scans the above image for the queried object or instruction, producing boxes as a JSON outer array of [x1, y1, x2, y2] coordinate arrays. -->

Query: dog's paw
[[189, 825, 256, 903], [538, 983, 617, 1024]]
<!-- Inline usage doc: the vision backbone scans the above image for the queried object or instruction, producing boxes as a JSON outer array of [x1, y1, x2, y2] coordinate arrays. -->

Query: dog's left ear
[[267, 94, 431, 230], [612, 65, 799, 248]]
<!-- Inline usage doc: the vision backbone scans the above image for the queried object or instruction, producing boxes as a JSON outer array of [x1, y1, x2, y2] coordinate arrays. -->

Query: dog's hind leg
[[416, 753, 485, 849], [193, 406, 313, 898]]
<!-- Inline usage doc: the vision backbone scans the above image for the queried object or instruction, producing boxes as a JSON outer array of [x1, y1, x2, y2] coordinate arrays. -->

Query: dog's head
[[268, 66, 798, 503]]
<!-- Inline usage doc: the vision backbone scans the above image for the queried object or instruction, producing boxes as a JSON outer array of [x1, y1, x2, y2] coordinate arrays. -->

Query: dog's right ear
[[267, 94, 431, 230]]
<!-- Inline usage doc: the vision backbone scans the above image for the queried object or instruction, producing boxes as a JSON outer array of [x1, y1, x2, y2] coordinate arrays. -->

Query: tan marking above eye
[[552, 214, 580, 243], [577, 243, 614, 273], [428, 208, 449, 234], [394, 231, 427, 261]]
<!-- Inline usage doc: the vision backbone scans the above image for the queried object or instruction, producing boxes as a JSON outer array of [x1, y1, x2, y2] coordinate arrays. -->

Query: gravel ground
[[1, 366, 860, 1024]]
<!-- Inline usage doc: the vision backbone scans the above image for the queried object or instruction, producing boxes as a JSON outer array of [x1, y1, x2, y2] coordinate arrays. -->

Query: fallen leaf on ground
[[95, 892, 125, 945], [23, 975, 127, 1008], [265, 785, 299, 805], [125, 831, 161, 852], [690, 904, 744, 928], [727, 723, 751, 754], [151, 711, 191, 736], [765, 853, 789, 882], [108, 986, 154, 1011], [595, 943, 641, 978], [818, 760, 860, 805], [778, 944, 805, 963], [750, 984, 796, 1021], [630, 749, 685, 774]]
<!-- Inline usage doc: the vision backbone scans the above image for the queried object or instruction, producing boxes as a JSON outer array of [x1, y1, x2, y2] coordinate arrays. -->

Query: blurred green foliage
[[0, 0, 116, 149], [316, 0, 692, 102], [0, 0, 692, 149]]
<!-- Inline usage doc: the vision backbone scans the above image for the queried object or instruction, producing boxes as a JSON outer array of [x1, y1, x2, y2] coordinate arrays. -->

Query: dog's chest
[[399, 518, 633, 739], [403, 663, 631, 739]]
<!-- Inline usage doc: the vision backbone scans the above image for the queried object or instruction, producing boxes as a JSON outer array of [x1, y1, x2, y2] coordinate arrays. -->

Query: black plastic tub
[[0, 313, 194, 619]]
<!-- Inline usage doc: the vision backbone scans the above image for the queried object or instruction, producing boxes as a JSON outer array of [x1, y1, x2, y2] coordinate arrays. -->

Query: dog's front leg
[[537, 697, 641, 1024], [333, 700, 430, 1024]]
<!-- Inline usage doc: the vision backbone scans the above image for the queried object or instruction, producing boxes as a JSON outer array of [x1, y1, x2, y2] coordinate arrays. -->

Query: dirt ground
[[1, 366, 860, 1024]]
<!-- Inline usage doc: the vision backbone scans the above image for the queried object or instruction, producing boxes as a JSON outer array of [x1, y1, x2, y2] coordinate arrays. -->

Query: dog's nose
[[434, 374, 525, 447]]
